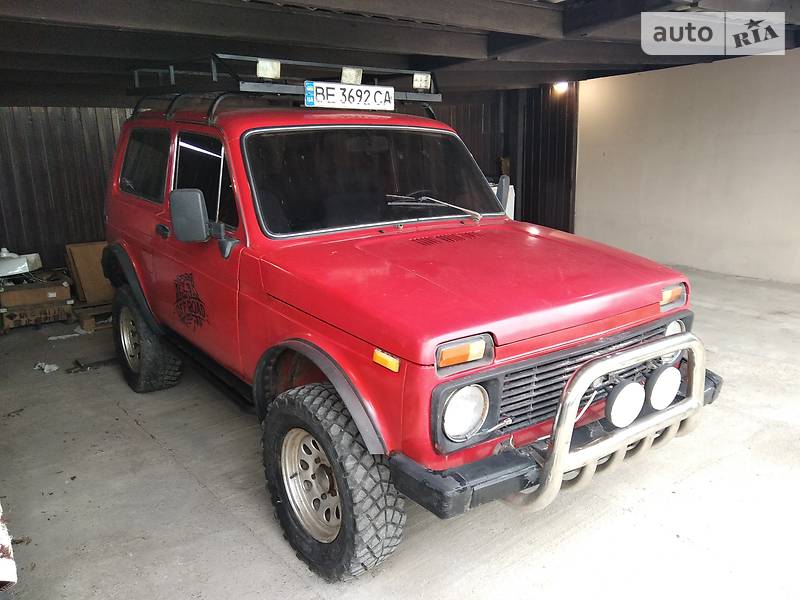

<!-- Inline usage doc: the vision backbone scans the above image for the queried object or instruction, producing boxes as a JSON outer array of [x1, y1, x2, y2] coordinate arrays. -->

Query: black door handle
[[155, 224, 170, 239]]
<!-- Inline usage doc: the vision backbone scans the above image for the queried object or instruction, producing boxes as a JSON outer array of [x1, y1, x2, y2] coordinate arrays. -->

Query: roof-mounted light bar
[[129, 53, 440, 102]]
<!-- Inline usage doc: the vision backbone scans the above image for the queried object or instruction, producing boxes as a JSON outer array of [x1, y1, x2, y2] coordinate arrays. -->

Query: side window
[[119, 129, 170, 202], [174, 132, 239, 228]]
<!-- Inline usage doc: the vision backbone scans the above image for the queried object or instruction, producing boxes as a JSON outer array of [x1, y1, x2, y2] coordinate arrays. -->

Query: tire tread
[[264, 383, 405, 580]]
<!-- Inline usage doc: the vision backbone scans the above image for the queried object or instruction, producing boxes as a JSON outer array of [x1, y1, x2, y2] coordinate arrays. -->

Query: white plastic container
[[0, 250, 42, 276]]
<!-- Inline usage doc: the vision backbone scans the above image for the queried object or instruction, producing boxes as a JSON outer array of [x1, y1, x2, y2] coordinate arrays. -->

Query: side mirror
[[170, 189, 209, 243], [496, 175, 510, 210]]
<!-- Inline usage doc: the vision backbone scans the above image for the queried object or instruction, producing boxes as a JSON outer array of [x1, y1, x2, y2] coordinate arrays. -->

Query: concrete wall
[[575, 50, 800, 283]]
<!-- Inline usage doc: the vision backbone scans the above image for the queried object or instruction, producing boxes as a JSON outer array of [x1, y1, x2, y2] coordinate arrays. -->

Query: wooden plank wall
[[0, 106, 130, 267]]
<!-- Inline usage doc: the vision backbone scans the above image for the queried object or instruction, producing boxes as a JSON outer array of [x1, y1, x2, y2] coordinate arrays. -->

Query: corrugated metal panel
[[0, 106, 130, 267], [400, 92, 504, 179], [436, 94, 503, 179], [516, 84, 578, 232]]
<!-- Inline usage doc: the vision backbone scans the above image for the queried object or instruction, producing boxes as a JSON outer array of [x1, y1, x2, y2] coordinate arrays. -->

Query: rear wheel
[[263, 383, 405, 580], [112, 285, 182, 393]]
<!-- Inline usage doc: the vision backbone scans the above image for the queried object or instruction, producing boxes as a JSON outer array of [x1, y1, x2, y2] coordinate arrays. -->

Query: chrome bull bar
[[507, 331, 706, 511]]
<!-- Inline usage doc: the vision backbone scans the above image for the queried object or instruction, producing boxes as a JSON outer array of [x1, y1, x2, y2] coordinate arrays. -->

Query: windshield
[[244, 127, 502, 235]]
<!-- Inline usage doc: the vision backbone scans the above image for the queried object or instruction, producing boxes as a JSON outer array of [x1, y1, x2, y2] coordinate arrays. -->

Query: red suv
[[102, 95, 721, 580]]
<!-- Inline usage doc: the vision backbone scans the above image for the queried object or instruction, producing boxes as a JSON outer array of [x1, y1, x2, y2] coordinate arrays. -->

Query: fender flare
[[253, 339, 387, 455], [101, 244, 163, 334]]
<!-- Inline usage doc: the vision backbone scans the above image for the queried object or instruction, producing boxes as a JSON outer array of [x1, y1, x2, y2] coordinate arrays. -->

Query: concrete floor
[[1, 267, 798, 599]]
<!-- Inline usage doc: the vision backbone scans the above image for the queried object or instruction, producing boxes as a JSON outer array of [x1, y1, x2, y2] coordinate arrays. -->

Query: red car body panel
[[105, 107, 690, 471], [260, 219, 684, 364]]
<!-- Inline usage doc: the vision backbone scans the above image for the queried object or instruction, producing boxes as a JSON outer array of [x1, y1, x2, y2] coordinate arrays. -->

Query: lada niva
[[103, 89, 721, 580]]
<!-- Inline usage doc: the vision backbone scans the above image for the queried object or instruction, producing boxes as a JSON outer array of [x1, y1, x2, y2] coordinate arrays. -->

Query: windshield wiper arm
[[386, 194, 482, 222]]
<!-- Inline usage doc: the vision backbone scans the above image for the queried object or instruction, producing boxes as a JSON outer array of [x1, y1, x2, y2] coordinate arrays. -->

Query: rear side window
[[119, 129, 170, 202], [174, 132, 239, 228]]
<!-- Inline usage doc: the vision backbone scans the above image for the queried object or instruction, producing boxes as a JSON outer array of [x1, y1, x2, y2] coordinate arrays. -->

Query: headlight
[[661, 319, 686, 363], [660, 283, 687, 312], [442, 384, 489, 442]]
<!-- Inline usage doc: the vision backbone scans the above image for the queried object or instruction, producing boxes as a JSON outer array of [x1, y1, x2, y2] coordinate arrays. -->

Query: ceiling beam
[[231, 0, 564, 38], [0, 53, 137, 75], [0, 0, 486, 59], [434, 69, 603, 91], [696, 0, 800, 25], [494, 39, 715, 65], [0, 84, 134, 107], [563, 0, 672, 35], [0, 70, 131, 86], [435, 60, 651, 72], [0, 22, 411, 69]]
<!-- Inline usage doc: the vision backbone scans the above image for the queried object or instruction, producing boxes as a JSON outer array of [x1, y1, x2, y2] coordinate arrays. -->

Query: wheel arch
[[101, 243, 163, 334], [253, 339, 386, 455]]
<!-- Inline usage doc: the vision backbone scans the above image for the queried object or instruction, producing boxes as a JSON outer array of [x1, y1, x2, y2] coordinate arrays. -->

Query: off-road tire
[[112, 285, 182, 393], [262, 383, 406, 581]]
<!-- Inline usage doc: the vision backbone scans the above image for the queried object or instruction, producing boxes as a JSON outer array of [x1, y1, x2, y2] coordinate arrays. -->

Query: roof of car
[[132, 105, 454, 138]]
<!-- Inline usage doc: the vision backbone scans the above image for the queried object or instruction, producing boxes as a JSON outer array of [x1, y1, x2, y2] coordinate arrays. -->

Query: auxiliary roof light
[[413, 72, 432, 91], [341, 66, 363, 85], [256, 59, 281, 80]]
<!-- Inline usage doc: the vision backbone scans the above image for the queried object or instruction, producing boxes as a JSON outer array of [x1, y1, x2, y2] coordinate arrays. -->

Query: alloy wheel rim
[[280, 427, 342, 543], [119, 306, 141, 372]]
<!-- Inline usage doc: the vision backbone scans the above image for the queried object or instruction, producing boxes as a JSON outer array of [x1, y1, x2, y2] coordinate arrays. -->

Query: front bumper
[[389, 333, 722, 518]]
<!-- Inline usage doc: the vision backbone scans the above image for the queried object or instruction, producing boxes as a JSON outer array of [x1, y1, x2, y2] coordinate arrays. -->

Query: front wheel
[[112, 285, 182, 393], [262, 383, 405, 580]]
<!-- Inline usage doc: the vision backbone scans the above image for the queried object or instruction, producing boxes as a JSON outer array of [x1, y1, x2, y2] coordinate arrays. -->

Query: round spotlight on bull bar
[[645, 364, 682, 411], [604, 380, 645, 428]]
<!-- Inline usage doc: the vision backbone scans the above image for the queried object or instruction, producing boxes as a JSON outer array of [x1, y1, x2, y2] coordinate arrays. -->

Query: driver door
[[151, 130, 244, 375]]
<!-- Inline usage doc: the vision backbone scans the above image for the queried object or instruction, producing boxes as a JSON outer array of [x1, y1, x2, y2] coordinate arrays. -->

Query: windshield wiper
[[386, 194, 482, 222]]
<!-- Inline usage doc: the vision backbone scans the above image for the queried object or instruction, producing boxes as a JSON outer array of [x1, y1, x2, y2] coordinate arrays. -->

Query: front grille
[[499, 321, 669, 433]]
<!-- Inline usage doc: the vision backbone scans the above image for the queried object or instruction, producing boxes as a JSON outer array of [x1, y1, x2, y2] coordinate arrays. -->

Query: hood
[[259, 220, 685, 365]]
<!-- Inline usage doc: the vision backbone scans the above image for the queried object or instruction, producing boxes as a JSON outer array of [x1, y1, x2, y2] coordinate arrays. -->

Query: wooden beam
[[0, 0, 487, 59]]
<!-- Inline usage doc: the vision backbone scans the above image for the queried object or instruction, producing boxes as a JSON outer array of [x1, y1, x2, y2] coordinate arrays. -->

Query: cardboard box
[[0, 273, 72, 308], [0, 301, 73, 333], [66, 242, 114, 305]]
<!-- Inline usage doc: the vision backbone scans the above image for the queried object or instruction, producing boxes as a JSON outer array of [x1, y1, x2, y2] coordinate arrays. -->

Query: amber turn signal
[[372, 348, 400, 372], [437, 338, 486, 368], [660, 284, 687, 310]]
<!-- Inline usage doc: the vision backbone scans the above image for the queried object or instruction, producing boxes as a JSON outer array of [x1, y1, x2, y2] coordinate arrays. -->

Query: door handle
[[155, 224, 170, 239]]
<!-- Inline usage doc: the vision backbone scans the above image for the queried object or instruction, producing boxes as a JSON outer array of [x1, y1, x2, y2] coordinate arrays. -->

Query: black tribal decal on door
[[174, 272, 208, 330]]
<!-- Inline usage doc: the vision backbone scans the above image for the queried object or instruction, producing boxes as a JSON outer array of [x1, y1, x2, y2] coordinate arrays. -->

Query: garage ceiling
[[0, 0, 798, 104]]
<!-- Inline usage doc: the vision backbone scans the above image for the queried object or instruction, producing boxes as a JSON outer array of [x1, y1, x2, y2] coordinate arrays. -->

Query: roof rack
[[130, 54, 441, 123]]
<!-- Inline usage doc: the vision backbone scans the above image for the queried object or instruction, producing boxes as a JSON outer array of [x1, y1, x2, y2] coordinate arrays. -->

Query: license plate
[[304, 81, 395, 111]]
